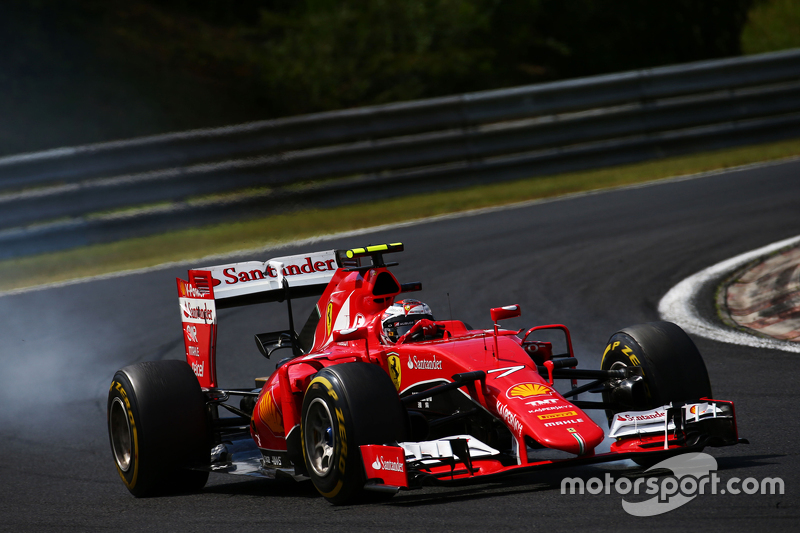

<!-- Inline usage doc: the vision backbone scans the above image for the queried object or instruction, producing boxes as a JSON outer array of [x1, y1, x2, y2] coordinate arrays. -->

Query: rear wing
[[189, 249, 340, 308], [176, 244, 405, 387], [176, 249, 339, 387]]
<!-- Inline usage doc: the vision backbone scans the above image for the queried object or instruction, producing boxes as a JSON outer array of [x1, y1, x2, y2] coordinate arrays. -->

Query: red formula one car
[[108, 243, 745, 503]]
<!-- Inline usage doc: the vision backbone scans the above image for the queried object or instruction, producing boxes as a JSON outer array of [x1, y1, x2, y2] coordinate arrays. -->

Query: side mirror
[[400, 281, 422, 293], [490, 304, 521, 323], [489, 305, 520, 360], [333, 326, 369, 343]]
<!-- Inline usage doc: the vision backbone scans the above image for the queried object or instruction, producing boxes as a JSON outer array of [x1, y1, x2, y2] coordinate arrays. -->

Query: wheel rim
[[304, 398, 335, 477], [110, 397, 132, 472]]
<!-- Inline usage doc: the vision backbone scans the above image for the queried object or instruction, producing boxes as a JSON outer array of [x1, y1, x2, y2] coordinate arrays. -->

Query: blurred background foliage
[[1, 0, 798, 155]]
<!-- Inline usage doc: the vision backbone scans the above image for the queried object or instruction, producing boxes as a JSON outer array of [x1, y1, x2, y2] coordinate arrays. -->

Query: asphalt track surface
[[2, 160, 799, 531]]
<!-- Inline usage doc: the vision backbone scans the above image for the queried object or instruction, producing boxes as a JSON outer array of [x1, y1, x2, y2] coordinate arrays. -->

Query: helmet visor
[[384, 314, 433, 342]]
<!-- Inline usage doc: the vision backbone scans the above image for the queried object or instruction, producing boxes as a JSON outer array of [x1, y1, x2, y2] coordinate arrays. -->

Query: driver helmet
[[380, 299, 434, 344]]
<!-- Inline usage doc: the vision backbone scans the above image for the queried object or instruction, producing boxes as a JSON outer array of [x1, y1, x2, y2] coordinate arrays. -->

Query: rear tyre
[[301, 362, 407, 505], [108, 360, 210, 497], [601, 321, 712, 413]]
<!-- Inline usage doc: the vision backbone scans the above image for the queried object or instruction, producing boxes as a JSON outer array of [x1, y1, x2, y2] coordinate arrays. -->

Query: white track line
[[659, 234, 800, 353]]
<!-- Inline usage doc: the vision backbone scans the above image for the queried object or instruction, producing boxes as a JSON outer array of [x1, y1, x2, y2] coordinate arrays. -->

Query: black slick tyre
[[108, 360, 210, 497], [601, 321, 712, 413], [301, 362, 407, 505]]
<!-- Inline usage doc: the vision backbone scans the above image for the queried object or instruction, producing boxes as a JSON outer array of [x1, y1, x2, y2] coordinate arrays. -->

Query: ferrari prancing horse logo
[[387, 353, 401, 391]]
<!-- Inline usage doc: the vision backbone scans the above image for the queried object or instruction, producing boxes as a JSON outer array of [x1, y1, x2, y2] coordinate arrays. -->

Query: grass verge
[[2, 137, 800, 292]]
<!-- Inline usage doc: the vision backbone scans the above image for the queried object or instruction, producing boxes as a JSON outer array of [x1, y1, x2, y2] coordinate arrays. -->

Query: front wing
[[360, 399, 744, 491]]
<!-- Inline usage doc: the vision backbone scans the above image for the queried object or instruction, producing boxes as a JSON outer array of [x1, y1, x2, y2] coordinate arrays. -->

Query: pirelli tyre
[[301, 362, 407, 505], [108, 360, 210, 497], [601, 321, 712, 416]]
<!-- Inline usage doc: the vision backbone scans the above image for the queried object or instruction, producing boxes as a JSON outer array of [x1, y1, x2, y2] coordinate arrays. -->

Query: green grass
[[2, 137, 800, 292], [741, 0, 800, 54]]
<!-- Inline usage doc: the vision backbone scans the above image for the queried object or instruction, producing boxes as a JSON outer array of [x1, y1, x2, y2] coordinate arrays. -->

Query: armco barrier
[[1, 49, 800, 258]]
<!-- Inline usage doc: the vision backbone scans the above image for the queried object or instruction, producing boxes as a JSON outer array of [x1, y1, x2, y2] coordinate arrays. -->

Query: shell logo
[[689, 405, 714, 416], [258, 390, 284, 435], [507, 383, 552, 399]]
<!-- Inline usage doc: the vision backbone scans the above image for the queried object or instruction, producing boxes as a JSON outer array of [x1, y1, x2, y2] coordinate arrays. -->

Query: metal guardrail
[[1, 49, 800, 259]]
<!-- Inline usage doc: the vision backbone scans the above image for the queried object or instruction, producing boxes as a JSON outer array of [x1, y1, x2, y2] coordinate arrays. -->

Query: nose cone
[[492, 371, 605, 456], [534, 417, 605, 455], [497, 383, 605, 456]]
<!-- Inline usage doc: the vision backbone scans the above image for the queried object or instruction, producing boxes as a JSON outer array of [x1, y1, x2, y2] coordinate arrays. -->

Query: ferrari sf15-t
[[107, 243, 745, 504]]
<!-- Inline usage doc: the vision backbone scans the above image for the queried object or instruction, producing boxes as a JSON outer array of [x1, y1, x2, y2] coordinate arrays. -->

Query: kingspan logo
[[372, 456, 404, 473]]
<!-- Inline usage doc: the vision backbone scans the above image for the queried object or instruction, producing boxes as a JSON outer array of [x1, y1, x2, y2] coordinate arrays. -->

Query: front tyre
[[601, 321, 712, 412], [301, 363, 407, 505], [108, 360, 210, 497]]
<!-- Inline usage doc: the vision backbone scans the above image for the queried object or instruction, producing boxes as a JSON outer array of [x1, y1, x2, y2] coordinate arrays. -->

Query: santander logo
[[617, 410, 665, 422], [371, 456, 404, 472], [182, 302, 213, 321], [221, 257, 337, 285], [407, 355, 442, 370]]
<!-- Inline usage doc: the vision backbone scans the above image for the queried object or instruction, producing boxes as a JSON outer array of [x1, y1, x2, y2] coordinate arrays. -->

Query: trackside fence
[[2, 49, 800, 258]]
